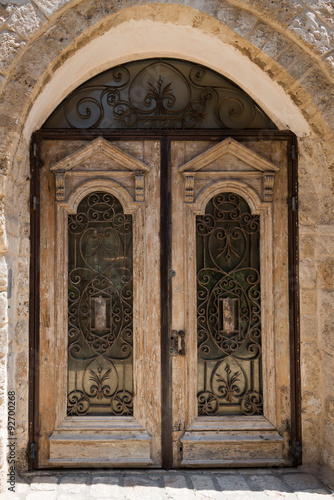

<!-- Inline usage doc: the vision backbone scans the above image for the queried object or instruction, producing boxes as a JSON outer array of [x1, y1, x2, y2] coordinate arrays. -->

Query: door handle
[[169, 330, 186, 356]]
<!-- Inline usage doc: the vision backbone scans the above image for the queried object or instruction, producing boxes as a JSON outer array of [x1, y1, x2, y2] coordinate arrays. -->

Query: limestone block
[[300, 257, 317, 288], [288, 10, 334, 55], [322, 319, 334, 351], [248, 22, 278, 50], [6, 4, 45, 39], [43, 23, 73, 54], [232, 9, 258, 38], [325, 396, 334, 423], [320, 290, 334, 331], [301, 314, 318, 342], [216, 2, 239, 28], [58, 9, 89, 38], [301, 345, 321, 393], [75, 0, 118, 27], [0, 31, 25, 72], [0, 292, 7, 325], [306, 0, 334, 27], [301, 418, 321, 464], [301, 392, 322, 416], [33, 0, 71, 18], [299, 193, 319, 225], [238, 0, 304, 26], [15, 351, 28, 384], [261, 32, 287, 59], [299, 70, 334, 112], [300, 234, 316, 258], [318, 258, 334, 290], [17, 259, 29, 291]]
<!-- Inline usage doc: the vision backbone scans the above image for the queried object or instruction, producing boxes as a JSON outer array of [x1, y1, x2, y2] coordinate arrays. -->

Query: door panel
[[36, 135, 293, 468], [170, 139, 291, 467], [37, 138, 162, 467]]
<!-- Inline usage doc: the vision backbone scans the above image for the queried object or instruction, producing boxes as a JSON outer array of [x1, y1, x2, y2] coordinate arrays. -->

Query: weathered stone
[[90, 476, 121, 498], [300, 288, 317, 314], [284, 473, 323, 490], [33, 0, 72, 18], [300, 234, 316, 258], [318, 258, 334, 289], [215, 475, 249, 491], [6, 4, 45, 39], [300, 258, 317, 288], [0, 31, 25, 72], [31, 476, 59, 490], [59, 475, 89, 493], [58, 9, 89, 38], [288, 10, 334, 55]]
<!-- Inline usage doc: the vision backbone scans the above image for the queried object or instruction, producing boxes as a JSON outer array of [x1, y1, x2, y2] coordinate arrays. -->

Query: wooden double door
[[33, 132, 298, 469]]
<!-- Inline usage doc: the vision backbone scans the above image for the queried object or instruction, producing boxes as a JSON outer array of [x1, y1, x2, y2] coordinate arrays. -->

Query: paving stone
[[59, 475, 90, 493], [189, 475, 221, 499], [250, 474, 288, 495], [90, 475, 122, 498], [283, 474, 322, 490], [215, 474, 250, 491], [164, 475, 196, 499], [30, 475, 59, 490], [123, 475, 165, 500]]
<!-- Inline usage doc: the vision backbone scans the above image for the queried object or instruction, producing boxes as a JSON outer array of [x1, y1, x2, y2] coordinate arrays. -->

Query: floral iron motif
[[44, 59, 276, 130], [196, 193, 263, 416], [67, 192, 133, 416]]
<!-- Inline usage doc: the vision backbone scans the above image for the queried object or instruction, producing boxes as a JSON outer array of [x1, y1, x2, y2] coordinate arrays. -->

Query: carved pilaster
[[184, 175, 195, 203], [135, 172, 145, 202], [263, 174, 275, 202], [55, 173, 65, 201]]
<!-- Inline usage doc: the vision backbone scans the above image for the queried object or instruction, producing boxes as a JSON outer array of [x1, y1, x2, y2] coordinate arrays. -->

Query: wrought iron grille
[[43, 58, 276, 130], [67, 192, 133, 416], [196, 193, 263, 416]]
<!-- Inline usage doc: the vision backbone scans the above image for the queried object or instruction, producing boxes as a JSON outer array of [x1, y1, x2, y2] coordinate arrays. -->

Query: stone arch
[[0, 0, 334, 489]]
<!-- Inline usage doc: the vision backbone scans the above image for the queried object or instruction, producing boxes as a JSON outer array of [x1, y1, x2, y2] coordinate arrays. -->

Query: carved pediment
[[50, 137, 149, 202], [179, 138, 279, 203]]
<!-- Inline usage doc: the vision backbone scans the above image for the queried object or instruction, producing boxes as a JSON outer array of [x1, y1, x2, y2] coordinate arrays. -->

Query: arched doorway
[[30, 58, 299, 468]]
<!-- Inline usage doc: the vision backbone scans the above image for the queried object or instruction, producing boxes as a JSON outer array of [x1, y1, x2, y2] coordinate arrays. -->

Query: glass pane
[[196, 193, 263, 416], [67, 192, 133, 416], [43, 58, 276, 130]]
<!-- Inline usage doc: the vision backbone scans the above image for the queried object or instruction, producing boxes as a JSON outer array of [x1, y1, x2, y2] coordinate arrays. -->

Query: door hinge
[[29, 442, 36, 459], [291, 144, 296, 159], [291, 196, 297, 212], [290, 439, 301, 459], [32, 196, 38, 211]]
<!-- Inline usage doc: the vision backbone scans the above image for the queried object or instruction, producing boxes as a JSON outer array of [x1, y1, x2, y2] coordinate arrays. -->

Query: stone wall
[[0, 0, 333, 491]]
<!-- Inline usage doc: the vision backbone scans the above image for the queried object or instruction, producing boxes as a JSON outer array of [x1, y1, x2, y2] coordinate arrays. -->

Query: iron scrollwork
[[67, 192, 133, 416], [196, 193, 263, 416], [44, 59, 276, 130]]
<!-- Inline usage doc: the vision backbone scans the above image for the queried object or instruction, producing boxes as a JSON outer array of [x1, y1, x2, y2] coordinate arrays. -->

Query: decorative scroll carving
[[196, 193, 263, 416], [184, 175, 195, 203], [263, 174, 275, 202], [43, 59, 276, 130], [135, 173, 145, 202]]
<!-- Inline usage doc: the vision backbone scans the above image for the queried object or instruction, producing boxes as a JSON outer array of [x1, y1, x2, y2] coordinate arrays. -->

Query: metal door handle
[[169, 330, 186, 356]]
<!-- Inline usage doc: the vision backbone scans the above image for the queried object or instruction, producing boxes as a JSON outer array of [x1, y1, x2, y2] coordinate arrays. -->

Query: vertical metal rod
[[287, 134, 302, 466], [28, 135, 41, 469], [160, 137, 173, 468]]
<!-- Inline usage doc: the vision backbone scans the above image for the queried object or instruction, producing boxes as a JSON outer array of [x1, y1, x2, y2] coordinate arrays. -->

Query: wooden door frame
[[29, 128, 300, 469]]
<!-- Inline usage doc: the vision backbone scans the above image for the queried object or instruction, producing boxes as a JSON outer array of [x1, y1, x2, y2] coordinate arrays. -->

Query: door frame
[[29, 128, 300, 469]]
